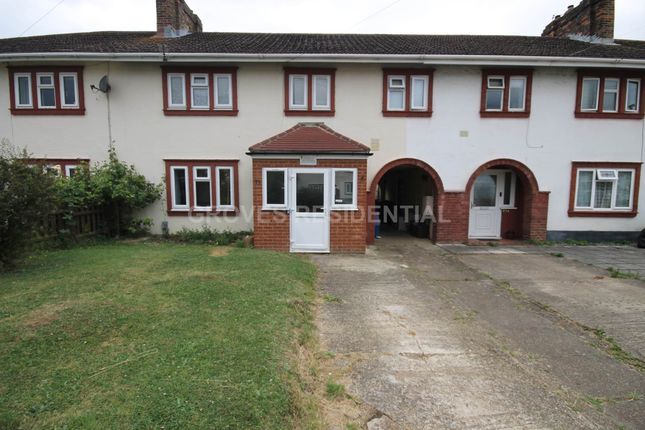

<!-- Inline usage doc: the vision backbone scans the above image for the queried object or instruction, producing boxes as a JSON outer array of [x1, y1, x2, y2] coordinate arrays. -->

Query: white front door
[[290, 168, 330, 253], [469, 172, 502, 239]]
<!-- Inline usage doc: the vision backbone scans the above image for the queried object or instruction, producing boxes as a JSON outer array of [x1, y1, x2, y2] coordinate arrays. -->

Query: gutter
[[1, 52, 645, 68], [246, 152, 373, 157]]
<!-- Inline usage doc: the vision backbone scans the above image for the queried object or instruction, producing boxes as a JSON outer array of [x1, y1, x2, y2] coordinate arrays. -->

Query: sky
[[0, 0, 643, 40]]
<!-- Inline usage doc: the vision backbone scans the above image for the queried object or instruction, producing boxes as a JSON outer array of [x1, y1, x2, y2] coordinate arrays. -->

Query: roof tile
[[248, 123, 371, 154]]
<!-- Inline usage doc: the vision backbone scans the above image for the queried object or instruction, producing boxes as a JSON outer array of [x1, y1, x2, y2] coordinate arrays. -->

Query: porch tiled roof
[[248, 123, 371, 154]]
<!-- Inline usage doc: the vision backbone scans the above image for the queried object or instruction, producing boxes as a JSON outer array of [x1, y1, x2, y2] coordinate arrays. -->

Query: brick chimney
[[542, 0, 614, 41], [156, 0, 203, 37]]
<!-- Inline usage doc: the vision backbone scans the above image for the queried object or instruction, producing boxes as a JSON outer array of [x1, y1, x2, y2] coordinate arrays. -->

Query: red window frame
[[27, 158, 90, 177], [480, 69, 533, 118], [568, 161, 641, 218], [575, 70, 645, 119], [382, 68, 433, 117], [161, 67, 239, 116], [8, 66, 85, 115], [283, 68, 336, 116], [164, 160, 240, 216]]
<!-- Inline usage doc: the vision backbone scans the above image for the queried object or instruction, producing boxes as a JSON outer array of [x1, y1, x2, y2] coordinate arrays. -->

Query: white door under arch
[[469, 171, 502, 239]]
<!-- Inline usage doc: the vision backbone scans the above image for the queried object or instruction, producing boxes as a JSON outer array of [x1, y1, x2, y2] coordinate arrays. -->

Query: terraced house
[[1, 0, 643, 252]]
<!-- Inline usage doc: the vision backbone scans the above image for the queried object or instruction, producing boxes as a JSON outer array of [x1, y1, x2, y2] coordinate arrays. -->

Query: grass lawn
[[0, 242, 318, 429]]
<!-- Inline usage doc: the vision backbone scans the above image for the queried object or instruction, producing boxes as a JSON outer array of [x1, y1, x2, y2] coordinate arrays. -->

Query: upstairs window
[[165, 160, 239, 215], [569, 162, 641, 217], [162, 67, 238, 116], [383, 69, 433, 117], [284, 68, 335, 116], [480, 70, 532, 117], [9, 67, 84, 115], [576, 71, 644, 118]]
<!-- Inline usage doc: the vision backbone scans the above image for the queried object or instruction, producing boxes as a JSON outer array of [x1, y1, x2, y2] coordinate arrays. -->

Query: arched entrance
[[466, 159, 547, 241], [368, 158, 444, 243]]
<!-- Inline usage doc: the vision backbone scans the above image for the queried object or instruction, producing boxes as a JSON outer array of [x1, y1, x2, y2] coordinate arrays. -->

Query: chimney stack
[[156, 0, 202, 37], [542, 0, 614, 42]]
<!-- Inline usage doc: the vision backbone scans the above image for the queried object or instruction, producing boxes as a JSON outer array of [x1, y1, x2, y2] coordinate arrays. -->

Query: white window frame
[[59, 72, 79, 109], [64, 165, 79, 177], [625, 78, 641, 113], [387, 75, 406, 111], [507, 76, 527, 112], [190, 73, 210, 110], [192, 166, 212, 211], [167, 73, 187, 109], [214, 73, 233, 110], [331, 168, 358, 210], [574, 168, 635, 211], [410, 75, 429, 111], [36, 72, 56, 109], [262, 168, 288, 210], [312, 75, 331, 111], [13, 73, 32, 108], [289, 74, 308, 110], [602, 78, 620, 113], [170, 166, 190, 210], [216, 166, 235, 212], [485, 76, 505, 112], [580, 77, 600, 111]]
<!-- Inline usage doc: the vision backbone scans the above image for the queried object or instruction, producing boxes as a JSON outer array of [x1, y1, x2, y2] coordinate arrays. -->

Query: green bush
[[171, 226, 251, 245], [0, 141, 58, 268]]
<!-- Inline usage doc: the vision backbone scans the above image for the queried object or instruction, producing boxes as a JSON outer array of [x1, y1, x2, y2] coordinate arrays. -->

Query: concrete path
[[314, 237, 645, 430]]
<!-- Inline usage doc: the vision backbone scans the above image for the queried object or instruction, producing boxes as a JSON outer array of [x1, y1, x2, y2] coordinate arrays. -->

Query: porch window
[[262, 168, 288, 210], [570, 162, 640, 217], [382, 69, 433, 116], [216, 166, 235, 211], [165, 161, 239, 215], [331, 168, 357, 210], [284, 68, 335, 115]]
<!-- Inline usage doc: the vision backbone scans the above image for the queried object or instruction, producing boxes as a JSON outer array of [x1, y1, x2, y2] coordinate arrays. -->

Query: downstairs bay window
[[165, 160, 239, 215], [569, 162, 641, 217]]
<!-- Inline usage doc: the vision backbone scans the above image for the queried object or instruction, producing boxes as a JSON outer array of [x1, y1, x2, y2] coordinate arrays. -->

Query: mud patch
[[21, 301, 78, 328], [209, 247, 231, 257]]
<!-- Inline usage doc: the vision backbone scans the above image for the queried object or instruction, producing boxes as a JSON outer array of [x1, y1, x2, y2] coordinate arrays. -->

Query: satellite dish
[[98, 75, 111, 93]]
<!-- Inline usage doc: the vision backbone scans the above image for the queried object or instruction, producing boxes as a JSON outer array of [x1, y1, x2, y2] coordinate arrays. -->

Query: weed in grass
[[346, 424, 360, 430], [584, 326, 645, 372], [326, 379, 346, 400], [323, 294, 342, 303], [550, 252, 564, 258], [607, 267, 642, 280], [585, 396, 605, 411]]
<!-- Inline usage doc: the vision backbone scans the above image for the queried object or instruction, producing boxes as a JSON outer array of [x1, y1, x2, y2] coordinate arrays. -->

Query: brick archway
[[367, 158, 445, 244], [466, 159, 548, 241]]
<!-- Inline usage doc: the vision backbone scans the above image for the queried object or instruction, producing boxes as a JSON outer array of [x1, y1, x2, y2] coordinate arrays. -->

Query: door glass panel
[[473, 174, 497, 207], [296, 173, 324, 213], [503, 172, 512, 205]]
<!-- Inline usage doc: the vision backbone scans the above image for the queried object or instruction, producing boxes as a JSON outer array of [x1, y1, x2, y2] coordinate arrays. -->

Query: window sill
[[163, 109, 239, 116], [480, 111, 530, 118], [11, 108, 85, 116], [574, 112, 644, 120], [568, 210, 637, 218], [284, 110, 335, 117], [382, 110, 432, 117], [167, 209, 239, 217]]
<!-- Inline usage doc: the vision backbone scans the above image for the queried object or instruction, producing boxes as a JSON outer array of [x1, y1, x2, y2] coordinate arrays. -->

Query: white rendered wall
[[0, 62, 643, 234]]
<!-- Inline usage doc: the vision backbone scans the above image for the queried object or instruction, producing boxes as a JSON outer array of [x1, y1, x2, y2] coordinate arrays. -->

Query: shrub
[[171, 227, 251, 245], [89, 145, 162, 236], [126, 217, 154, 237], [0, 141, 58, 268]]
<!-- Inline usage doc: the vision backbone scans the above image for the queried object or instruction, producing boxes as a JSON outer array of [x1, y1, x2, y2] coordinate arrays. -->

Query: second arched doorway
[[368, 158, 444, 243]]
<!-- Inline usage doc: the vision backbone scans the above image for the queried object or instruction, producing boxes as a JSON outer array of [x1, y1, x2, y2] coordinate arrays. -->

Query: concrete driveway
[[313, 237, 645, 429]]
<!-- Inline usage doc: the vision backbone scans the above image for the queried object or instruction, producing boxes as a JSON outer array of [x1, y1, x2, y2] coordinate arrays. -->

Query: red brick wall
[[542, 0, 614, 39], [156, 0, 202, 35], [252, 158, 367, 253]]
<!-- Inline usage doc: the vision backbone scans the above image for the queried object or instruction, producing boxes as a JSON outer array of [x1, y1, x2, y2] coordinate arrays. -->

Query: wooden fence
[[40, 207, 106, 239]]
